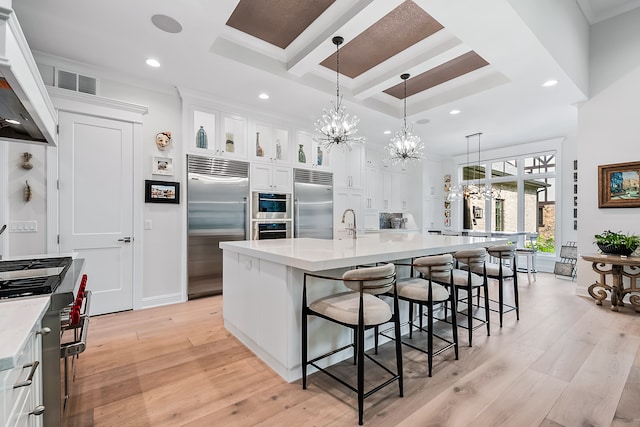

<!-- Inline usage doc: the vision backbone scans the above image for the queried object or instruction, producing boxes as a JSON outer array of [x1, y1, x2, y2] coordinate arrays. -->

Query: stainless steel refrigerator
[[187, 155, 249, 299], [293, 168, 333, 239]]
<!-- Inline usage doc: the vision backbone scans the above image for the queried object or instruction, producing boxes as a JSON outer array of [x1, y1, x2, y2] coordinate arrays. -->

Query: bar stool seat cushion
[[433, 269, 485, 287], [396, 277, 449, 302], [309, 292, 392, 326]]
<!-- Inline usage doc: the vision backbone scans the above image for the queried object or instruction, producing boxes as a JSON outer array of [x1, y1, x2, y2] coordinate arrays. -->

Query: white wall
[[589, 7, 640, 97], [98, 79, 184, 306], [576, 64, 640, 297], [6, 143, 47, 255], [422, 154, 447, 231], [575, 9, 640, 297]]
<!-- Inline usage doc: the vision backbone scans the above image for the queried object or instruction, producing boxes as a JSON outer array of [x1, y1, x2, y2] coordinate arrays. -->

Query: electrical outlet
[[9, 220, 38, 233]]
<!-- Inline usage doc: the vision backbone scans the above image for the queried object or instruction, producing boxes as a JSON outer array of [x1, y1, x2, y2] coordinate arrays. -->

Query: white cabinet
[[295, 130, 330, 169], [334, 189, 363, 236], [189, 105, 248, 158], [250, 164, 292, 193], [252, 122, 290, 164], [331, 144, 364, 190], [1, 319, 45, 427], [222, 253, 289, 364], [365, 168, 383, 210], [390, 172, 410, 211]]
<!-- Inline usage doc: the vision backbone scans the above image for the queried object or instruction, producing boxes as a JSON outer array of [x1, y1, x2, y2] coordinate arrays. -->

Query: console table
[[582, 253, 640, 312]]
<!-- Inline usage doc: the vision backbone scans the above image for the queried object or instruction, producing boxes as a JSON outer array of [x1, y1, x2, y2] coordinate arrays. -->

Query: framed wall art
[[152, 156, 173, 176], [145, 180, 180, 204], [598, 161, 640, 208]]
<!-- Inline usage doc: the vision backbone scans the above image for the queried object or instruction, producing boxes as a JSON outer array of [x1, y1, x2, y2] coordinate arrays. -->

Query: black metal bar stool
[[302, 263, 403, 425], [466, 244, 519, 326], [449, 248, 491, 347], [385, 254, 458, 377]]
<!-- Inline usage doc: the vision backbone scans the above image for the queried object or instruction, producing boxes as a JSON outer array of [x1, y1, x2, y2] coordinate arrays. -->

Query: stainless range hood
[[0, 4, 56, 146]]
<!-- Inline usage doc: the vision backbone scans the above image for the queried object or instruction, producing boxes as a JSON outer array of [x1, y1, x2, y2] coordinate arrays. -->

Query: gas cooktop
[[0, 257, 73, 300]]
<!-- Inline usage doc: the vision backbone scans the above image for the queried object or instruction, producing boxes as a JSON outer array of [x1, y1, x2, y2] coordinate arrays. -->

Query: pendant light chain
[[335, 39, 340, 106]]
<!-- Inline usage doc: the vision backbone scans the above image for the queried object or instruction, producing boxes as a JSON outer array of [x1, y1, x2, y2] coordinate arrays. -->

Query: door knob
[[117, 237, 132, 243]]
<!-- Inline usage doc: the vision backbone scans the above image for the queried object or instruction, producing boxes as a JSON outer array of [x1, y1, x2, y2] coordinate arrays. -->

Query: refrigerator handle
[[243, 197, 248, 240], [294, 198, 299, 238]]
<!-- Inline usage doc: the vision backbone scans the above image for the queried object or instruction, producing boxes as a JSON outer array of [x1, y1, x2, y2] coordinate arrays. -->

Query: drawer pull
[[29, 405, 46, 416], [14, 360, 40, 388]]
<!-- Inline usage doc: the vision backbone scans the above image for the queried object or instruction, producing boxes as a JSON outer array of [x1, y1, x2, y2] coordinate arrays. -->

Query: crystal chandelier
[[313, 36, 364, 151], [447, 132, 496, 201], [386, 73, 424, 166]]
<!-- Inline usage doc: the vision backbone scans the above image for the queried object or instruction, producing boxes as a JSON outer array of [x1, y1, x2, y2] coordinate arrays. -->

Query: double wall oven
[[251, 192, 292, 240]]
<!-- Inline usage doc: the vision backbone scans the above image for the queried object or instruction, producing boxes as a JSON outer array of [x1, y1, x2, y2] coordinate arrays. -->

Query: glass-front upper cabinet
[[251, 122, 290, 164], [295, 130, 330, 170], [189, 105, 247, 158]]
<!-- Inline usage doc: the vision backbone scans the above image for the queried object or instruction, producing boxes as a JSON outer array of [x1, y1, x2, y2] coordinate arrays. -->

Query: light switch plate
[[144, 220, 153, 230], [10, 220, 38, 232]]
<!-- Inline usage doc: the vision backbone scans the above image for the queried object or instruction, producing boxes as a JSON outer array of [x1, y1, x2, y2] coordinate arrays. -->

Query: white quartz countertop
[[0, 296, 50, 370], [220, 232, 508, 271]]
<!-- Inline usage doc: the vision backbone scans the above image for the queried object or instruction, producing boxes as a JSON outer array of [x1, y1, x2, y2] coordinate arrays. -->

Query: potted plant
[[594, 230, 640, 256]]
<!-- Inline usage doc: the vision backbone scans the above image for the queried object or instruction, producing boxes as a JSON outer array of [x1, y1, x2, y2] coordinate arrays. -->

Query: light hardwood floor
[[63, 273, 640, 426]]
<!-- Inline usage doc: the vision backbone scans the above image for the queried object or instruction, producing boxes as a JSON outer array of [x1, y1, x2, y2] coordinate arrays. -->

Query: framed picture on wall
[[152, 156, 173, 176], [145, 180, 180, 204], [598, 161, 640, 208]]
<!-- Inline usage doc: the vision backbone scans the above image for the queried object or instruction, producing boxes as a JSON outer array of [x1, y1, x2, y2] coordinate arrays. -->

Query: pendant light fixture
[[313, 36, 364, 151], [447, 132, 495, 201], [386, 73, 424, 166]]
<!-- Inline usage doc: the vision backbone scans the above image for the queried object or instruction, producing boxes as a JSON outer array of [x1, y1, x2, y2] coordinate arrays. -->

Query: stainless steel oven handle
[[14, 360, 40, 388]]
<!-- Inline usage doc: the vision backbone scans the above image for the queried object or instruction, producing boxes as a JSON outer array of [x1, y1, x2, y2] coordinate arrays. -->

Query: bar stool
[[467, 245, 519, 327], [386, 254, 458, 377], [302, 263, 403, 425], [516, 233, 538, 284], [449, 248, 491, 347]]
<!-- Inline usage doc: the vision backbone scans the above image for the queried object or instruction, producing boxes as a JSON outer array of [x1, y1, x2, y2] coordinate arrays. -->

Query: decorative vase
[[298, 144, 306, 163], [196, 126, 208, 149], [275, 140, 282, 160], [256, 132, 264, 157], [225, 132, 234, 153], [317, 146, 323, 166]]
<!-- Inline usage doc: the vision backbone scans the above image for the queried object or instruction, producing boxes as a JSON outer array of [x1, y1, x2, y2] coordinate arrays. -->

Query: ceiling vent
[[55, 69, 98, 95]]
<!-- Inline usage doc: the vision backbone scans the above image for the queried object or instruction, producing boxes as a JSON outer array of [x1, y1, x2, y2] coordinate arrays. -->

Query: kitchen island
[[220, 232, 507, 382]]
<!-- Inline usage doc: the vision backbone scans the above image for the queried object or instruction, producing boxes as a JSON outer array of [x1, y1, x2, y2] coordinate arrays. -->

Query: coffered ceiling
[[11, 0, 640, 157]]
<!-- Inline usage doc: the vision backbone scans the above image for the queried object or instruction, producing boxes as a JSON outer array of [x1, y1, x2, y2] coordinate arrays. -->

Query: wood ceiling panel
[[384, 51, 490, 99], [319, 1, 443, 78], [226, 0, 335, 49]]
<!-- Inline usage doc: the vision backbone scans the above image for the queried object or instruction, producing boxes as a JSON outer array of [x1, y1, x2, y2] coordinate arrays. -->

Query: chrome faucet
[[341, 208, 357, 239]]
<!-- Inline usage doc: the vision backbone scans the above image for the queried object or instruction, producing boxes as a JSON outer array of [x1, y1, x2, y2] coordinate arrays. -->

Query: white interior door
[[58, 111, 134, 315]]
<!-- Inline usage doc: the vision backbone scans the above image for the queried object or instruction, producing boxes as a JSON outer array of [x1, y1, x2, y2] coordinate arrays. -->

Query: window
[[456, 150, 558, 253]]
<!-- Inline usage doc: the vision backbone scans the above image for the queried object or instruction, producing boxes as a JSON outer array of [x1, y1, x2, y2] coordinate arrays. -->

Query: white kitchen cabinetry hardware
[[331, 143, 364, 190], [295, 130, 330, 170], [1, 319, 45, 427], [251, 163, 292, 193], [252, 122, 290, 164]]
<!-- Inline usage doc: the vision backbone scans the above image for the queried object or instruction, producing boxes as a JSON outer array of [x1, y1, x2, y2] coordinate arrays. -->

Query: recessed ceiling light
[[259, 93, 269, 100], [383, 130, 391, 135], [151, 14, 183, 34], [449, 109, 461, 115], [146, 58, 161, 68], [542, 79, 558, 87]]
